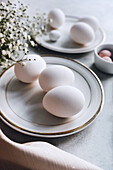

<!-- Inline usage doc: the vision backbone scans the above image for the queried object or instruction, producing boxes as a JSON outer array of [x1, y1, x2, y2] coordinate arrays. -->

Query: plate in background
[[0, 56, 104, 137], [34, 16, 105, 53]]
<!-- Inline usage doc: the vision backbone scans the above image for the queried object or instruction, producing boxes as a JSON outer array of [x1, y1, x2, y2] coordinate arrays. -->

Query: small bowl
[[94, 43, 113, 74]]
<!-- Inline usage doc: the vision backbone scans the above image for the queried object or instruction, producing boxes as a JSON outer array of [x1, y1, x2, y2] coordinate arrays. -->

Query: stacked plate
[[0, 56, 104, 137]]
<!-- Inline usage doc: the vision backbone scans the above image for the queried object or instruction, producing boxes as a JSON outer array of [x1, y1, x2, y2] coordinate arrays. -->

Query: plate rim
[[0, 55, 104, 137]]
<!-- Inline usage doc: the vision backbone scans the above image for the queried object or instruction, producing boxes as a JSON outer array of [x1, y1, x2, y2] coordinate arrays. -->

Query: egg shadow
[[60, 38, 83, 49], [6, 77, 35, 92], [26, 90, 71, 126], [7, 80, 71, 126]]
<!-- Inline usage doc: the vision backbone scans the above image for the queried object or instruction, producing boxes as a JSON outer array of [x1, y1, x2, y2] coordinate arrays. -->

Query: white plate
[[0, 56, 104, 138], [34, 16, 105, 53]]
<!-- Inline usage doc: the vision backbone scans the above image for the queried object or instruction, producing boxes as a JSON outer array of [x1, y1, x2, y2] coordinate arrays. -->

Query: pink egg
[[99, 50, 111, 58], [102, 56, 112, 62]]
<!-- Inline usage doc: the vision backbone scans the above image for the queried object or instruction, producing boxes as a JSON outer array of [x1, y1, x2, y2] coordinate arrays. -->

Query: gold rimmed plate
[[0, 56, 104, 137], [34, 16, 105, 53]]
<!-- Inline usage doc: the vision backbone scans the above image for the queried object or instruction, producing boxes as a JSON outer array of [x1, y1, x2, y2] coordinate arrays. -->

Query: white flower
[[15, 33, 18, 37], [9, 18, 13, 24], [6, 22, 11, 28], [23, 32, 27, 39], [11, 57, 15, 60], [49, 18, 53, 23], [13, 41, 16, 46], [6, 22, 9, 28], [1, 2, 6, 7], [24, 48, 28, 54], [41, 25, 45, 30], [1, 38, 5, 44], [27, 35, 31, 40], [6, 6, 9, 11], [17, 40, 20, 46], [30, 41, 35, 47], [14, 46, 18, 51], [13, 27, 17, 31], [5, 58, 8, 62], [20, 27, 24, 32], [0, 0, 47, 69], [0, 33, 3, 38], [9, 44, 12, 49], [2, 50, 7, 55], [24, 43, 28, 47], [10, 34, 13, 39]]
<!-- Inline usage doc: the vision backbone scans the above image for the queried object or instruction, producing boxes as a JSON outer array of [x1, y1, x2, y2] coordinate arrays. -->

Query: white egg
[[48, 8, 65, 29], [70, 22, 95, 45], [39, 65, 75, 92], [43, 86, 85, 118], [14, 54, 46, 83], [49, 30, 61, 41], [78, 16, 99, 32]]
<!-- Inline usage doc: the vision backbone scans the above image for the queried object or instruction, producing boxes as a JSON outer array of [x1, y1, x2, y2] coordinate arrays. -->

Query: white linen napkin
[[0, 129, 103, 170]]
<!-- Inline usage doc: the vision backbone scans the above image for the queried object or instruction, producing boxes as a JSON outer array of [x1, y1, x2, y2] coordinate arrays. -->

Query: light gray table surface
[[0, 0, 113, 170]]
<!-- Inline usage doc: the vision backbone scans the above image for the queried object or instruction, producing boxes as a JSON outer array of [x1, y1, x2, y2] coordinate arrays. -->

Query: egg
[[99, 50, 111, 58], [78, 16, 100, 32], [49, 30, 61, 41], [48, 8, 65, 29], [70, 22, 95, 45], [39, 65, 75, 92], [43, 86, 85, 118], [102, 56, 112, 62], [14, 54, 46, 83]]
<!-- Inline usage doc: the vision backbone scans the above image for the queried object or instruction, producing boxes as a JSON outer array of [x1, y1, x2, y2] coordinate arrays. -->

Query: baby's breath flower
[[14, 46, 18, 51], [2, 50, 7, 55], [9, 18, 13, 24], [1, 2, 6, 7], [1, 38, 5, 44], [41, 25, 45, 30], [49, 18, 53, 23], [0, 33, 3, 38], [23, 32, 27, 39], [20, 27, 24, 32], [13, 27, 17, 31], [23, 48, 28, 54], [9, 43, 12, 49], [6, 6, 9, 11], [0, 0, 48, 69], [30, 41, 35, 47], [24, 43, 28, 47], [11, 57, 15, 61], [27, 35, 31, 40], [6, 22, 10, 28], [17, 40, 20, 46]]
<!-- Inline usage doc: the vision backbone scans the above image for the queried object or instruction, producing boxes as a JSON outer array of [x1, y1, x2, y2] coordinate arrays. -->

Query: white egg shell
[[78, 16, 99, 32], [43, 86, 85, 118], [49, 30, 61, 41], [48, 8, 65, 29], [39, 65, 75, 92], [14, 54, 46, 83], [70, 22, 95, 45]]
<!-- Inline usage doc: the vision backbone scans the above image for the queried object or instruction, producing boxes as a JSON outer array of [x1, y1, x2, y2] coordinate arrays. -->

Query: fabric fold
[[0, 130, 103, 170]]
